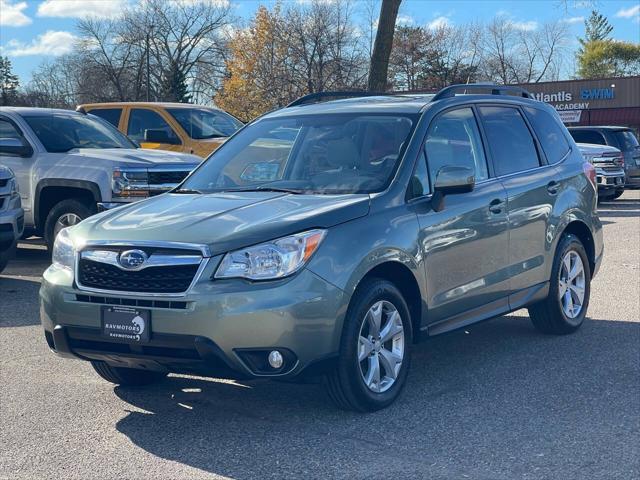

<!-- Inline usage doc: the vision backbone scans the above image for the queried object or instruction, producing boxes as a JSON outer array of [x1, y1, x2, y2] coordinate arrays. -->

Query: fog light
[[268, 350, 284, 369]]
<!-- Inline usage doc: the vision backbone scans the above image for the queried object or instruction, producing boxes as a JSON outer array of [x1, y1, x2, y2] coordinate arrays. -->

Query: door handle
[[547, 180, 559, 195], [489, 198, 504, 214]]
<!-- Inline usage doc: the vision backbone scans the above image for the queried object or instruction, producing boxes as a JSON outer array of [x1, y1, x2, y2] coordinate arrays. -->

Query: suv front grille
[[76, 245, 205, 294], [148, 170, 190, 185], [78, 259, 199, 293]]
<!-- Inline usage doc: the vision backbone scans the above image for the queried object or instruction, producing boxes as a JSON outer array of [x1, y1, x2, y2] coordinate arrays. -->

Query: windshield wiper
[[173, 188, 202, 194]]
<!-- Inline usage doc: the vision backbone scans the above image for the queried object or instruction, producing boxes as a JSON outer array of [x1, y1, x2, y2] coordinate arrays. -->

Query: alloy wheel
[[558, 250, 586, 320], [357, 300, 405, 393], [54, 213, 81, 238]]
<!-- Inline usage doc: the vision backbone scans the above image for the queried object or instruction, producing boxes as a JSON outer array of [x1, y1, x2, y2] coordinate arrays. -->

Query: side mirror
[[0, 137, 32, 157], [432, 165, 475, 212], [144, 129, 179, 145]]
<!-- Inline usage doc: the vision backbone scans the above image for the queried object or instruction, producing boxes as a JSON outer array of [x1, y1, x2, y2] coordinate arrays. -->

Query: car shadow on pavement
[[113, 314, 640, 479]]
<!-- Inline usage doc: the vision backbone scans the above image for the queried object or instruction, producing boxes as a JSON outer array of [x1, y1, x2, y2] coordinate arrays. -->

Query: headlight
[[8, 177, 19, 197], [112, 168, 149, 199], [215, 229, 326, 280], [52, 228, 76, 272]]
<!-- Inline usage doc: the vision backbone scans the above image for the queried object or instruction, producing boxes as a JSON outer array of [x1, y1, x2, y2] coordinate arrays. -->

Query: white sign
[[556, 110, 582, 124]]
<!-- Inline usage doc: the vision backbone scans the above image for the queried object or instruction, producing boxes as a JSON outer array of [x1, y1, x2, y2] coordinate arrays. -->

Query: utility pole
[[146, 24, 154, 102]]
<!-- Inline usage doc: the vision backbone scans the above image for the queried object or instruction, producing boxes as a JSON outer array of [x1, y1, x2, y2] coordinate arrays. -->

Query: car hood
[[57, 148, 203, 167], [74, 191, 370, 256], [575, 143, 621, 155]]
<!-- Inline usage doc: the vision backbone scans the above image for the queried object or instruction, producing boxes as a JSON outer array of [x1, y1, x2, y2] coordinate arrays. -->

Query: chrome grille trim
[[75, 241, 211, 297]]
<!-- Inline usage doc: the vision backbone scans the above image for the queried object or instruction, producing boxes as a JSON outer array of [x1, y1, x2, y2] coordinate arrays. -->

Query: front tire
[[325, 278, 412, 412], [612, 188, 624, 200], [44, 199, 95, 251], [91, 361, 167, 386], [528, 233, 591, 335]]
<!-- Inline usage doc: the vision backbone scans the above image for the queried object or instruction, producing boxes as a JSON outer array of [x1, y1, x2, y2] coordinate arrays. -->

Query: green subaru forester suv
[[40, 85, 603, 411]]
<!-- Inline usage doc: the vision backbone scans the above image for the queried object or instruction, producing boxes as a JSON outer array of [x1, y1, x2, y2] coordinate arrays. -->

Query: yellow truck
[[77, 102, 243, 158]]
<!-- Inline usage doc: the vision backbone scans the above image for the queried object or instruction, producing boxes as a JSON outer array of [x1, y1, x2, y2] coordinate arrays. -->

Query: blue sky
[[1, 0, 639, 83]]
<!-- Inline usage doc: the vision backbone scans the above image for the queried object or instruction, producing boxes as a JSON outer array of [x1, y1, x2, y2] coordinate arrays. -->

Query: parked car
[[0, 165, 24, 274], [575, 143, 625, 200], [78, 102, 243, 158], [568, 126, 640, 188], [0, 107, 201, 249], [41, 85, 603, 412]]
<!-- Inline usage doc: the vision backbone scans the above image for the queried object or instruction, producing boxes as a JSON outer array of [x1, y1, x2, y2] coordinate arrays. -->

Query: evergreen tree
[[579, 10, 613, 48], [0, 56, 20, 106]]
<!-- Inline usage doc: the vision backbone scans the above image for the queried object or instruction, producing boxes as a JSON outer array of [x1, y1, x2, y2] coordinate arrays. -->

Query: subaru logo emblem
[[118, 249, 148, 270]]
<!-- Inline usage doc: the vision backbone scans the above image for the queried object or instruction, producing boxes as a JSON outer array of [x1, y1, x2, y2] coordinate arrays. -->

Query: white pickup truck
[[0, 107, 201, 248]]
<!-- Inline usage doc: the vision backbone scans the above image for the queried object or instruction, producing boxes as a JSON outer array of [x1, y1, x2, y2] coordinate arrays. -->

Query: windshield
[[167, 107, 243, 139], [182, 113, 417, 195], [24, 113, 135, 153]]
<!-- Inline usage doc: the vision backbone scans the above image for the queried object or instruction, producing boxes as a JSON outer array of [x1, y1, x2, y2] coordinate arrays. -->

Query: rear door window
[[127, 108, 180, 144], [424, 107, 489, 186], [524, 107, 570, 164], [569, 130, 606, 145], [89, 108, 122, 128], [478, 106, 540, 176]]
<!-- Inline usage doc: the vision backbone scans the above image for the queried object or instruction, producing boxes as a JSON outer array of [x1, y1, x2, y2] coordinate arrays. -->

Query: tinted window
[[23, 114, 135, 152], [409, 151, 431, 197], [613, 130, 639, 151], [167, 108, 242, 139], [89, 108, 122, 128], [127, 109, 180, 144], [524, 107, 570, 164], [479, 106, 540, 176], [0, 119, 22, 140], [569, 130, 606, 145], [425, 107, 488, 185], [182, 114, 416, 194]]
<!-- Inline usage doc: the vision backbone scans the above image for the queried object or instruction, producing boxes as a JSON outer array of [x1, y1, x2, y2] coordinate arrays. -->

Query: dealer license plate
[[102, 306, 151, 343]]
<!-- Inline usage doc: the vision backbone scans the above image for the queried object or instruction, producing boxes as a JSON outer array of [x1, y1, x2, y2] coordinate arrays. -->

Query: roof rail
[[286, 91, 385, 108], [431, 83, 534, 101]]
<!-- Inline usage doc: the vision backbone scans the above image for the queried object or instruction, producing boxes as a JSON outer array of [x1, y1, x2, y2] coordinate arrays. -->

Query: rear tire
[[44, 199, 95, 251], [528, 233, 591, 335], [325, 278, 412, 412], [91, 361, 167, 386]]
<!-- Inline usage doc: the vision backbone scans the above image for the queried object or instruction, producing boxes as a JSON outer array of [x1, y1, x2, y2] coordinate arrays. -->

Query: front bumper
[[0, 197, 24, 255], [595, 169, 625, 192], [40, 262, 346, 380]]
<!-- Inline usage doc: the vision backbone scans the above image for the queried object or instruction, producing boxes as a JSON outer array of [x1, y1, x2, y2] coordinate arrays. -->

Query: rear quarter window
[[524, 107, 570, 164]]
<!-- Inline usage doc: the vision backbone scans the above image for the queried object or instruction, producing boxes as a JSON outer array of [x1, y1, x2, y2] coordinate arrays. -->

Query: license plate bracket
[[102, 306, 151, 343]]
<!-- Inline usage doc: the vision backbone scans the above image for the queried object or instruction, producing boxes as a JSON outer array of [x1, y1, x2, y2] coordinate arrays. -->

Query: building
[[519, 76, 640, 134]]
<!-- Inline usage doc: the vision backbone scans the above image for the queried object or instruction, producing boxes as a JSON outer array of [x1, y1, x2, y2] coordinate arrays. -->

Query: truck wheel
[[44, 199, 95, 251], [325, 278, 412, 412], [612, 188, 624, 200], [528, 233, 591, 335], [91, 361, 167, 386]]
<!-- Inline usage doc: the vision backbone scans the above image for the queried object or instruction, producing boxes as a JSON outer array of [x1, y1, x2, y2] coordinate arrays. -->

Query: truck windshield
[[182, 113, 417, 195], [167, 108, 243, 139], [24, 114, 136, 153]]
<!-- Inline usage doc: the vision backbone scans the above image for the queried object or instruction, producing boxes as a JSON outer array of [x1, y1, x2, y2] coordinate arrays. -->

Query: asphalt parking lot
[[1, 191, 638, 480]]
